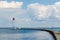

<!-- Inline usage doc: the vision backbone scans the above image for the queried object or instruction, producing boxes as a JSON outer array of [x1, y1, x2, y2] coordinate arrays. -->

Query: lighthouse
[[12, 17, 20, 29], [12, 17, 15, 27], [12, 17, 16, 29]]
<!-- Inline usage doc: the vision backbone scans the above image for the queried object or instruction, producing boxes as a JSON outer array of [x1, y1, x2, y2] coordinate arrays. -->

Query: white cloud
[[54, 2, 60, 19], [0, 1, 23, 8], [27, 2, 60, 20], [27, 3, 48, 20]]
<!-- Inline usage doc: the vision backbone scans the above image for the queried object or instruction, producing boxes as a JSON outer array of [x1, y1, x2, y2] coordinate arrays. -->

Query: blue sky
[[0, 0, 60, 28], [1, 0, 60, 8]]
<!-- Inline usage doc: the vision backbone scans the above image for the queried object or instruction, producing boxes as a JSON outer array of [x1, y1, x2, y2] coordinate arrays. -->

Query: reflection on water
[[0, 28, 54, 40]]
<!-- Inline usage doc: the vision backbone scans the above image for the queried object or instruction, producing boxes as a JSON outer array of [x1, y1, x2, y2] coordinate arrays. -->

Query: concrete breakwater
[[53, 31, 60, 40]]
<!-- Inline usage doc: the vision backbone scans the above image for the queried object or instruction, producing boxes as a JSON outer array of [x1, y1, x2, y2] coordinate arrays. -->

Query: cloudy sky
[[0, 0, 60, 28]]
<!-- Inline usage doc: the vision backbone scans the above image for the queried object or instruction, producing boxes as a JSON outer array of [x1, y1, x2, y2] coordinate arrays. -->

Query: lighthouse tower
[[12, 17, 15, 27], [12, 17, 16, 29], [12, 17, 20, 29]]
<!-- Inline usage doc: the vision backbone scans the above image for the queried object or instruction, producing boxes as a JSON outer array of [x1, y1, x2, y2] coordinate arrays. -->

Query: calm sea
[[0, 28, 58, 40]]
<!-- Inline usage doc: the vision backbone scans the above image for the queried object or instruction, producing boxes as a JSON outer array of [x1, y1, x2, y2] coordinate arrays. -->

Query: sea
[[0, 28, 59, 40]]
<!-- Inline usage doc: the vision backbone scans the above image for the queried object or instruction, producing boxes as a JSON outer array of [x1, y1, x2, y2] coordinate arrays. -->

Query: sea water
[[47, 28, 60, 32], [0, 28, 57, 40]]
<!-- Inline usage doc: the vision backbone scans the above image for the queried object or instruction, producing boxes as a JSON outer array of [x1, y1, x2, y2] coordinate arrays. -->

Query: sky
[[0, 0, 60, 28]]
